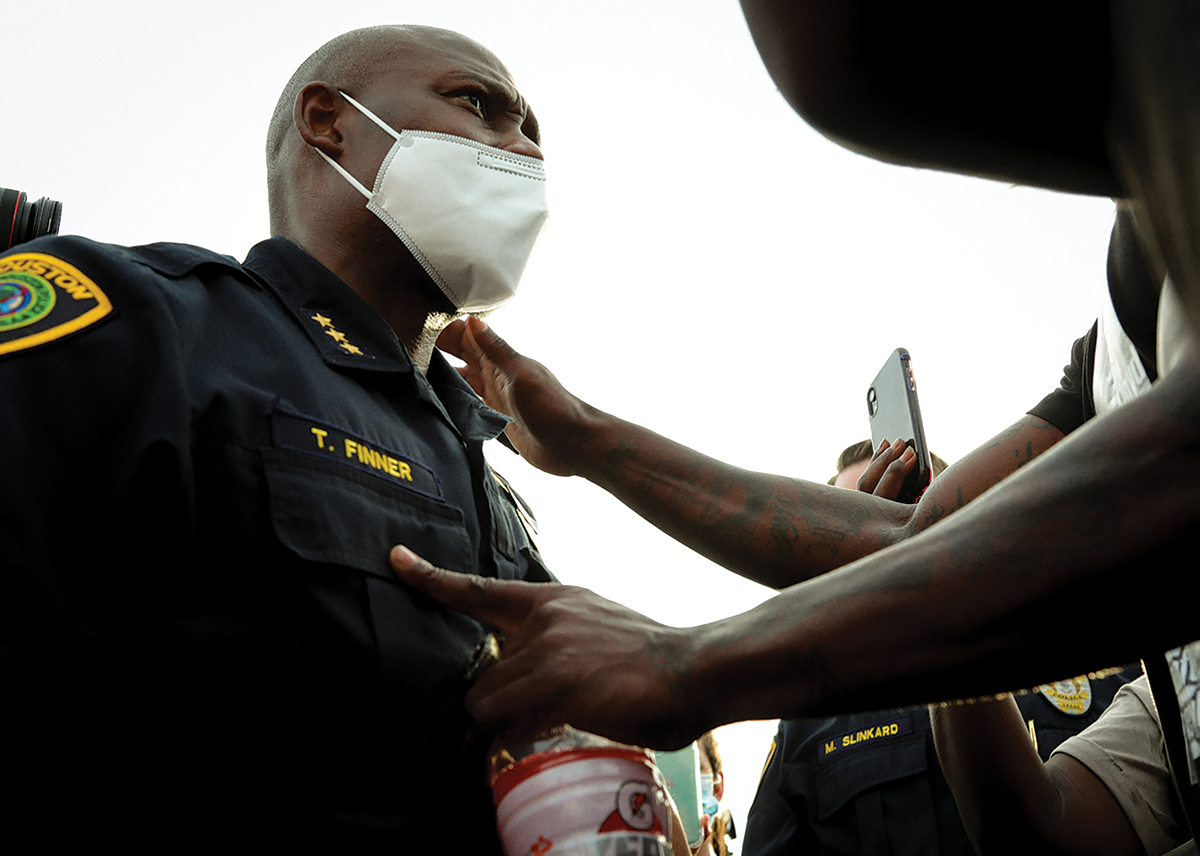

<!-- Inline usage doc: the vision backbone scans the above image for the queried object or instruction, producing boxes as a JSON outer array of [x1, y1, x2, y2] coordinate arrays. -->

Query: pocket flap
[[815, 714, 928, 819], [263, 448, 471, 580]]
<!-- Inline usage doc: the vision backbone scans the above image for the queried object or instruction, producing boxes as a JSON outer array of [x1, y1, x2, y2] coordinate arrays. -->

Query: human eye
[[455, 90, 488, 119]]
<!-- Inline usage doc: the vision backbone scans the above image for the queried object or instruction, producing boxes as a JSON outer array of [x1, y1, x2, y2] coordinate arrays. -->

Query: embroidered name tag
[[272, 410, 442, 499], [818, 713, 914, 763], [0, 253, 113, 356]]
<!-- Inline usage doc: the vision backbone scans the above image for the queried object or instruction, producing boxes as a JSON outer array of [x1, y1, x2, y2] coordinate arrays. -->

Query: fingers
[[390, 545, 548, 633], [856, 439, 907, 494], [436, 319, 488, 396], [466, 656, 562, 734], [459, 581, 691, 746], [871, 444, 917, 500], [436, 316, 513, 365], [436, 317, 526, 397], [435, 318, 473, 361], [460, 315, 524, 369], [391, 545, 615, 738], [459, 598, 589, 735]]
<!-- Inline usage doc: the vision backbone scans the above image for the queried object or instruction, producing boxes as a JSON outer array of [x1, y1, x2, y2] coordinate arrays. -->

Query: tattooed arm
[[393, 336, 1200, 747], [438, 317, 1066, 588]]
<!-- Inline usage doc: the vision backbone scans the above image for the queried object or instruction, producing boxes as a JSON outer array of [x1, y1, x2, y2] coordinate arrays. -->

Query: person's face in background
[[832, 457, 871, 490]]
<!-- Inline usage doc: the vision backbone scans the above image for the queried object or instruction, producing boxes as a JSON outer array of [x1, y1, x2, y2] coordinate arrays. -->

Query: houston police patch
[[0, 253, 112, 356]]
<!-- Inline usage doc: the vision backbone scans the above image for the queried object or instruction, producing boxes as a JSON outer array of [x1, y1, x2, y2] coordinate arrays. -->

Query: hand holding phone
[[866, 348, 933, 503]]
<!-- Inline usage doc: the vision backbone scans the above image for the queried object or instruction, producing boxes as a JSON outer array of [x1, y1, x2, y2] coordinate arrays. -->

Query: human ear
[[713, 771, 724, 802], [295, 82, 344, 157]]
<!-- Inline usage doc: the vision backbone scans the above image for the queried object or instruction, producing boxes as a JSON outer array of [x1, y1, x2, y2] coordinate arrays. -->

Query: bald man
[[0, 26, 550, 849]]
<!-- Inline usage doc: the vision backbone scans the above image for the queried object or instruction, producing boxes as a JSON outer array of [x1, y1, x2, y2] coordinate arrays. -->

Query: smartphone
[[866, 348, 932, 503], [655, 743, 703, 849]]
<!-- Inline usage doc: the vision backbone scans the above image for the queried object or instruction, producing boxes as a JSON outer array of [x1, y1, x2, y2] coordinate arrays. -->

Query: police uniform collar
[[246, 237, 512, 443], [426, 350, 514, 443], [243, 237, 414, 374]]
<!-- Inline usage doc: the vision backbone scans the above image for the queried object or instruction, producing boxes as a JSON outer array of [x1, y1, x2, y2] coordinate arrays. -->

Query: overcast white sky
[[7, 0, 1120, 838]]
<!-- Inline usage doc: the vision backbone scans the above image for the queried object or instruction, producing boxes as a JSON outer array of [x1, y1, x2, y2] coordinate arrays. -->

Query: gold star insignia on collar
[[309, 312, 366, 356]]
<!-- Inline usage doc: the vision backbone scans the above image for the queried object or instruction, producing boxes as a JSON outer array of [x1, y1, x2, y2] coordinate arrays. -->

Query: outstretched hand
[[390, 544, 703, 750], [437, 317, 595, 477]]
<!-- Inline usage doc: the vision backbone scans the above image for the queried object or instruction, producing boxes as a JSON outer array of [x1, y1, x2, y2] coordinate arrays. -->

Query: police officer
[[742, 436, 1138, 855], [744, 674, 1137, 855], [0, 25, 549, 849]]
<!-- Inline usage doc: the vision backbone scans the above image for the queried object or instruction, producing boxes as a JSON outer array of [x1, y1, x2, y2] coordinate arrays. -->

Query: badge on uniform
[[0, 253, 112, 356], [1037, 676, 1093, 715]]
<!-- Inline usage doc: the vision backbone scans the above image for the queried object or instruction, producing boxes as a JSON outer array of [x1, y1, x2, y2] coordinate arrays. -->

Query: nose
[[497, 132, 543, 161]]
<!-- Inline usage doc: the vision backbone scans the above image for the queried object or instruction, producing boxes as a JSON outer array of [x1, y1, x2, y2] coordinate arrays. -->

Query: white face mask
[[316, 91, 549, 314]]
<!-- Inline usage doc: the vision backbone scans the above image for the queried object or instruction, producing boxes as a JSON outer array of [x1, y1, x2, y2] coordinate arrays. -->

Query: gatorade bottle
[[488, 725, 673, 856]]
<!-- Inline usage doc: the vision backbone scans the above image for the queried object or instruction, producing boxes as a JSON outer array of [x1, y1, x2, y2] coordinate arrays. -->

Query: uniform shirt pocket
[[262, 447, 472, 578], [815, 734, 929, 820]]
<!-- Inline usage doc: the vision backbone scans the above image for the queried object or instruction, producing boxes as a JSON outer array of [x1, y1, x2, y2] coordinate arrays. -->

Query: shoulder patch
[[1037, 675, 1093, 715], [0, 253, 113, 355]]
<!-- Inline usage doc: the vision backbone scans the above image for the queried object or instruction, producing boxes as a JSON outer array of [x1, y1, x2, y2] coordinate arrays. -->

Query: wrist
[[684, 617, 779, 729], [689, 598, 833, 725], [565, 404, 636, 484]]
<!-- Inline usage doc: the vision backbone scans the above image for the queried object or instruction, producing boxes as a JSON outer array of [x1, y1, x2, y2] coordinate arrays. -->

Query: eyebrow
[[443, 70, 528, 118]]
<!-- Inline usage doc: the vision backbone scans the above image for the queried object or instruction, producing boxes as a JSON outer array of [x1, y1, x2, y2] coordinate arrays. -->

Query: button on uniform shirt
[[0, 236, 551, 850]]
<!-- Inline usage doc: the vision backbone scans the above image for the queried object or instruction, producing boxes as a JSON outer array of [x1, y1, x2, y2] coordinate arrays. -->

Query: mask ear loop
[[339, 91, 401, 142], [312, 90, 403, 200]]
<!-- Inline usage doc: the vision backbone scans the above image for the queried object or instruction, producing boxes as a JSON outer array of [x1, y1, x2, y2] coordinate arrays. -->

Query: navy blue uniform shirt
[[0, 235, 551, 849], [743, 671, 1138, 855]]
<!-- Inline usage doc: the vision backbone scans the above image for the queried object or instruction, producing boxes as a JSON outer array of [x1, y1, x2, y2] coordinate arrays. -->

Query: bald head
[[265, 25, 535, 234], [267, 26, 508, 161]]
